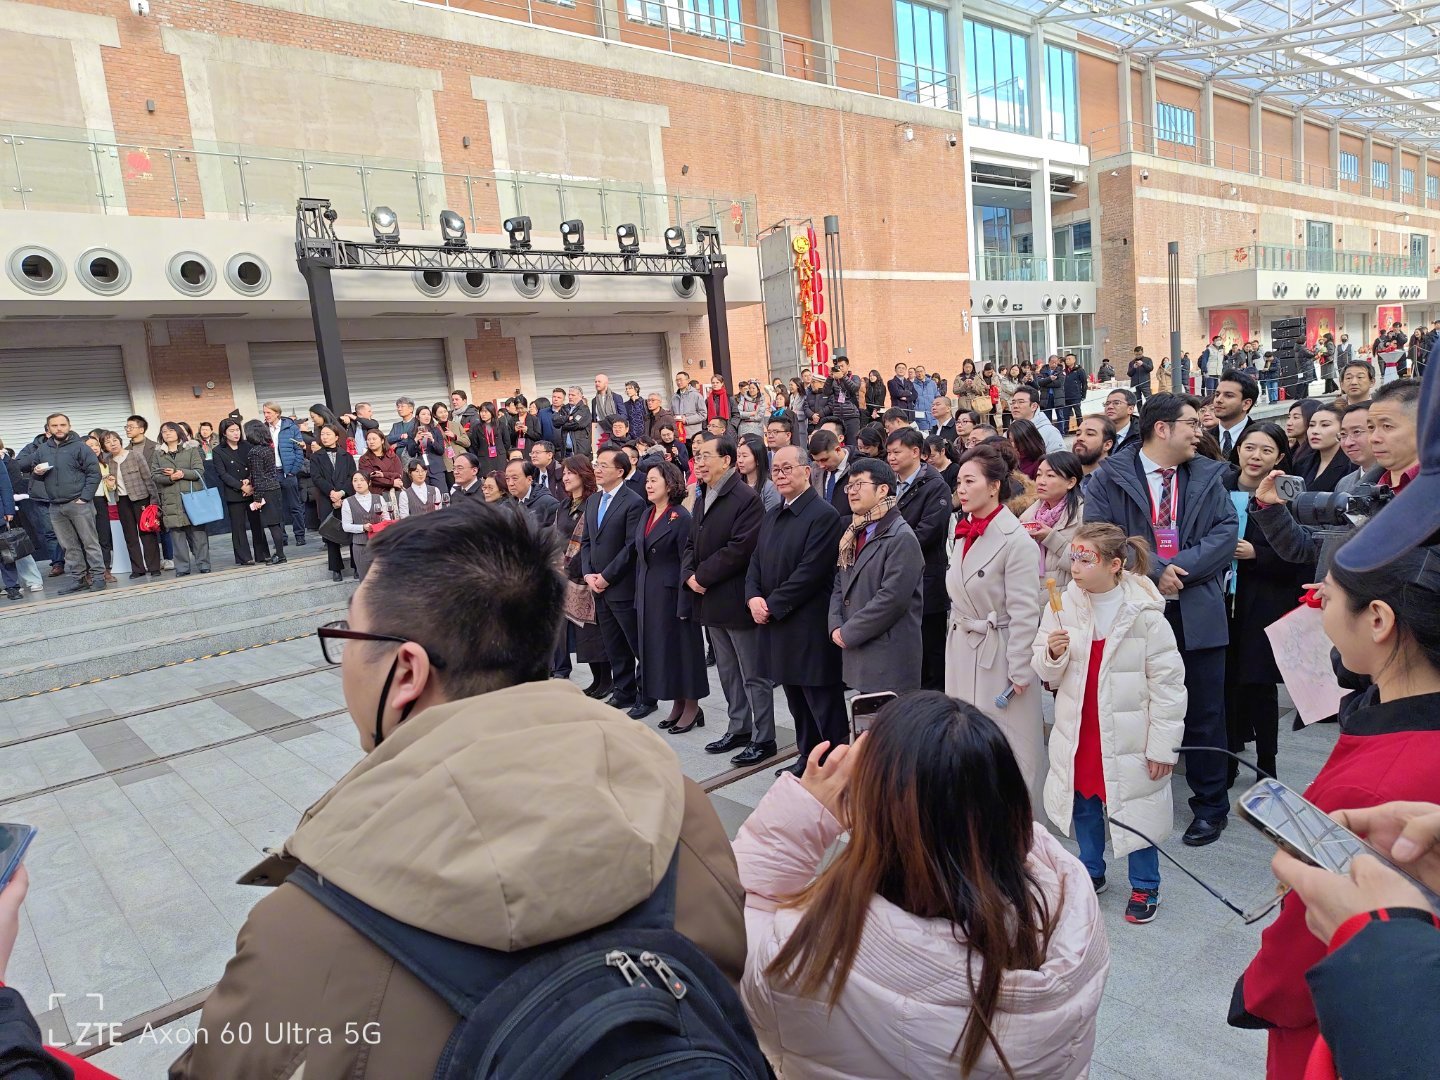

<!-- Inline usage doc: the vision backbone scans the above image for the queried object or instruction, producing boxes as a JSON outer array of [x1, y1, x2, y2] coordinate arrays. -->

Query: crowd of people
[[1, 346, 1437, 1080]]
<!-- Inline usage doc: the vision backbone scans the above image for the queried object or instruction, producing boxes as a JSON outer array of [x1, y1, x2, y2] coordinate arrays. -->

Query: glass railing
[[0, 128, 758, 245], [978, 253, 1048, 281], [1196, 244, 1425, 278], [1053, 255, 1093, 282]]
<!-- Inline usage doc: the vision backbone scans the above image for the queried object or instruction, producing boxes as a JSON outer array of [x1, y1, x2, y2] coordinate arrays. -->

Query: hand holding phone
[[849, 691, 897, 738], [0, 863, 29, 985]]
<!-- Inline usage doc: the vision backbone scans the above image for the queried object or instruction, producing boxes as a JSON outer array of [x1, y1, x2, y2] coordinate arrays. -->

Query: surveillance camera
[[946, 133, 958, 148], [130, 0, 149, 14], [1140, 169, 1150, 180]]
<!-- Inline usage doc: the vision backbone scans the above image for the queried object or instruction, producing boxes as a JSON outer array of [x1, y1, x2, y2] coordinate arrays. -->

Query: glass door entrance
[[978, 317, 1048, 369]]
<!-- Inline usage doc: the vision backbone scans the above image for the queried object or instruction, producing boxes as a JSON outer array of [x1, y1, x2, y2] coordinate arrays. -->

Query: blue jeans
[[1, 558, 17, 590], [1263, 379, 1279, 402], [1072, 793, 1160, 892]]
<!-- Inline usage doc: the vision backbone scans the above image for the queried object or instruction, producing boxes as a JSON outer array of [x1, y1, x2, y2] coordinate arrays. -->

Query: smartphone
[[1274, 474, 1307, 501], [0, 824, 38, 891], [1237, 778, 1440, 913], [849, 691, 897, 738]]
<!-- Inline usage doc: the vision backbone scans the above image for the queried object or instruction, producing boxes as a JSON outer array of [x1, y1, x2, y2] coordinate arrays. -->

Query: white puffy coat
[[1031, 572, 1188, 858]]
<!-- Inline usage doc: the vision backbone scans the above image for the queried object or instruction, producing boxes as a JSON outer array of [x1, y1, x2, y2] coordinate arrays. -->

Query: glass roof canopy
[[1021, 0, 1440, 148]]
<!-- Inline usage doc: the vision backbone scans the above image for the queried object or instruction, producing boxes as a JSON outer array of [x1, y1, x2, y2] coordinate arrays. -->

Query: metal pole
[[823, 214, 847, 357], [299, 259, 352, 413], [703, 260, 733, 385], [168, 151, 184, 218], [6, 138, 26, 210], [1167, 240, 1182, 393]]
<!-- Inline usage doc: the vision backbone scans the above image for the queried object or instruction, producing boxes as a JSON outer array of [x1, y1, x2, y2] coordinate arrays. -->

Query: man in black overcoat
[[581, 447, 650, 718]]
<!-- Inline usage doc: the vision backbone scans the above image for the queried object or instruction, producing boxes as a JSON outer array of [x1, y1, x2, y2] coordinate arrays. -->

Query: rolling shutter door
[[0, 347, 132, 451], [249, 340, 449, 417], [530, 334, 669, 400]]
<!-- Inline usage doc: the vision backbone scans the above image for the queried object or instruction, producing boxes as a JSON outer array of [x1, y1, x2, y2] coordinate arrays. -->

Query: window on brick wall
[[1057, 313, 1094, 370], [1155, 102, 1195, 146], [1373, 159, 1390, 189], [626, 0, 743, 43], [1045, 44, 1079, 143], [1403, 167, 1416, 195], [1340, 151, 1359, 181], [895, 0, 951, 108], [965, 19, 1030, 133], [1429, 174, 1439, 200]]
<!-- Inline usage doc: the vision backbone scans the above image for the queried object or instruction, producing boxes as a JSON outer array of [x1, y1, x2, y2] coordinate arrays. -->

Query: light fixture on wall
[[462, 136, 471, 149], [895, 121, 914, 142]]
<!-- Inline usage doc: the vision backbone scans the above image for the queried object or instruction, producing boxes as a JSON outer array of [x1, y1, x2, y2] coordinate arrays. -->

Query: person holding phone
[[1232, 538, 1440, 1078]]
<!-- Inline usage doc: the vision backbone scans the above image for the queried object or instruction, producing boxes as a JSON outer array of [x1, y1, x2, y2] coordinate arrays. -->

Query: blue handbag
[[180, 473, 224, 526]]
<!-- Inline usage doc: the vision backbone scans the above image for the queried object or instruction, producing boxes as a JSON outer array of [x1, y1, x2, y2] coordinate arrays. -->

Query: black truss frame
[[295, 197, 731, 410]]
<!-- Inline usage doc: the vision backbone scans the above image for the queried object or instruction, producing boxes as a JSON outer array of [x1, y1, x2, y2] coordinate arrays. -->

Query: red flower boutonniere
[[668, 511, 679, 522]]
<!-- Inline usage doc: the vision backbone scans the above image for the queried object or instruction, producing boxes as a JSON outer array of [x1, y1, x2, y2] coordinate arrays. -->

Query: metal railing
[[1196, 243, 1426, 278], [1087, 121, 1440, 210], [0, 128, 758, 244], [975, 252, 1092, 282], [1053, 255, 1093, 282]]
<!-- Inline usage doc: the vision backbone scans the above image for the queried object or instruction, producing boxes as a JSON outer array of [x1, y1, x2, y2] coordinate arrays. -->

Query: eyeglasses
[[845, 480, 876, 494], [1170, 419, 1204, 431], [318, 620, 448, 668], [772, 463, 803, 478]]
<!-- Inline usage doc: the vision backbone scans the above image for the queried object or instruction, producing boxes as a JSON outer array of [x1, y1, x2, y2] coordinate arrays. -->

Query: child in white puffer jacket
[[1032, 522, 1187, 925]]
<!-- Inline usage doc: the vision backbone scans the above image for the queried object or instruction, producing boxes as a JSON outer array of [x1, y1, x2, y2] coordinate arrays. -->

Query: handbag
[[562, 513, 596, 626], [0, 526, 34, 566], [138, 503, 162, 533], [180, 474, 224, 526], [318, 511, 349, 547]]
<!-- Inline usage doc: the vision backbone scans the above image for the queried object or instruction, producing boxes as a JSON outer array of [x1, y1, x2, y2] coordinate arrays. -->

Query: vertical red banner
[[1376, 304, 1405, 334], [1304, 308, 1336, 350], [1208, 309, 1250, 349]]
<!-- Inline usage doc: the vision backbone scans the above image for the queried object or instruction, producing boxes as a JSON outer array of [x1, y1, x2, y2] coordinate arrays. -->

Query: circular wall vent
[[550, 273, 579, 299], [225, 253, 270, 296], [413, 269, 449, 297], [514, 272, 543, 299], [76, 248, 131, 296], [166, 251, 216, 296], [457, 270, 489, 298], [6, 246, 66, 295]]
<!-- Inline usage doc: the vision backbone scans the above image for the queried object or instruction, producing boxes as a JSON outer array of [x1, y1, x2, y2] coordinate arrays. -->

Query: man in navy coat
[[581, 447, 650, 718]]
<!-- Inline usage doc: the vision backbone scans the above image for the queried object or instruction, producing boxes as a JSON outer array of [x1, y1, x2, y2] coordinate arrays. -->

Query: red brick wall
[[1212, 95, 1250, 164], [146, 321, 238, 430], [465, 320, 522, 404]]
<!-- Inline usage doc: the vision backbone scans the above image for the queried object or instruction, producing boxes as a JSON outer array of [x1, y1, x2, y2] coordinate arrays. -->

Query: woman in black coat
[[308, 424, 357, 581], [1225, 422, 1310, 784], [555, 455, 611, 695], [213, 418, 258, 565], [471, 401, 511, 477], [635, 460, 709, 734], [243, 420, 287, 565]]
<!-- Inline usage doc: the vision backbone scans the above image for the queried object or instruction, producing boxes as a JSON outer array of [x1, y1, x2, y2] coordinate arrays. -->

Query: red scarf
[[955, 504, 1003, 554]]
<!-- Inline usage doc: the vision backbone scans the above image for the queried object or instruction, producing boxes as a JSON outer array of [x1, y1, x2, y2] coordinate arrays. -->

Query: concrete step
[[2, 575, 356, 667], [0, 552, 335, 636], [0, 599, 349, 699]]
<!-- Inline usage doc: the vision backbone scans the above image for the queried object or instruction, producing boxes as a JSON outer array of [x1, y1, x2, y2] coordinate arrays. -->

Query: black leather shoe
[[669, 709, 704, 735], [5, 587, 22, 601], [705, 732, 751, 755], [295, 536, 308, 547], [732, 741, 777, 767], [628, 701, 658, 720], [705, 646, 716, 667], [607, 695, 637, 710], [583, 681, 612, 699], [774, 761, 804, 778], [59, 580, 90, 595], [331, 571, 343, 582], [266, 554, 287, 565], [1182, 817, 1227, 847], [658, 716, 678, 730]]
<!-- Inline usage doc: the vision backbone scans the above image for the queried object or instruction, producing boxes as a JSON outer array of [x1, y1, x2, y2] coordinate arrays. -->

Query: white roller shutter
[[249, 340, 450, 417], [0, 347, 132, 451], [530, 334, 669, 400]]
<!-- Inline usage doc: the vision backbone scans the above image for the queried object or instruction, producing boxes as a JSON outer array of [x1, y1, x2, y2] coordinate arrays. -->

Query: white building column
[[1292, 113, 1305, 184], [1033, 160, 1054, 280], [1394, 141, 1405, 203], [1117, 55, 1133, 151], [755, 0, 782, 74], [1363, 131, 1374, 196], [810, 0, 837, 86], [1329, 121, 1341, 190], [1422, 150, 1431, 207], [947, 0, 966, 116], [1141, 62, 1157, 153], [1249, 98, 1262, 175], [1029, 26, 1048, 138], [1200, 79, 1215, 167]]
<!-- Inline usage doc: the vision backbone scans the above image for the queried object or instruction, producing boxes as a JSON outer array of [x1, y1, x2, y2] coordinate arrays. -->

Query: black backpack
[[289, 853, 773, 1079]]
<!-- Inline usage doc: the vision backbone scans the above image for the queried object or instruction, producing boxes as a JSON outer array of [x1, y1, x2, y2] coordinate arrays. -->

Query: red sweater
[[1239, 692, 1440, 1080]]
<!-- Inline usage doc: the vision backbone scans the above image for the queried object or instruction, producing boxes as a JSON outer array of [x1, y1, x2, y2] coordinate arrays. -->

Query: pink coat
[[734, 776, 1110, 1079]]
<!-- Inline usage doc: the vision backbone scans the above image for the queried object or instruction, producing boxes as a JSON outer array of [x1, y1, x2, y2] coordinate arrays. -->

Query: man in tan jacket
[[171, 503, 745, 1080]]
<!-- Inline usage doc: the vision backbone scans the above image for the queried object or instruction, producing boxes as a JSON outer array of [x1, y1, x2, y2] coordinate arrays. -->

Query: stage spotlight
[[616, 223, 640, 254], [370, 206, 399, 246], [561, 220, 585, 252], [695, 225, 720, 247], [504, 216, 532, 251], [439, 210, 467, 249], [664, 226, 686, 255]]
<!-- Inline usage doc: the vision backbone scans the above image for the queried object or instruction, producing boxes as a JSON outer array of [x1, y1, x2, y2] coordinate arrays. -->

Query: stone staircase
[[0, 552, 353, 698]]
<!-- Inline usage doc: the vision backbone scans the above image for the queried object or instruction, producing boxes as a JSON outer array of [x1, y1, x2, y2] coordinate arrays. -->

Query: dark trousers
[[116, 497, 163, 574], [92, 495, 113, 569], [596, 595, 641, 704], [921, 610, 947, 692], [781, 683, 848, 764], [224, 501, 255, 564], [324, 539, 345, 574], [1226, 679, 1280, 774], [279, 473, 306, 541], [25, 501, 62, 567], [1166, 605, 1229, 822]]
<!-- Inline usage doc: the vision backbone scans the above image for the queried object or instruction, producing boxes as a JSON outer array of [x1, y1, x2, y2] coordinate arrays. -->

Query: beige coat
[[944, 507, 1045, 792], [1032, 573, 1188, 857], [170, 680, 745, 1080], [1017, 496, 1085, 590]]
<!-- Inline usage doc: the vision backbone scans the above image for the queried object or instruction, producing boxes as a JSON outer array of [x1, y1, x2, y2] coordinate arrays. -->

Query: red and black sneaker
[[1125, 889, 1160, 924]]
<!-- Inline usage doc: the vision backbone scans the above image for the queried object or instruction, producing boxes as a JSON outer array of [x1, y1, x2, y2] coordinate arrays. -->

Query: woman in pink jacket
[[734, 692, 1110, 1079]]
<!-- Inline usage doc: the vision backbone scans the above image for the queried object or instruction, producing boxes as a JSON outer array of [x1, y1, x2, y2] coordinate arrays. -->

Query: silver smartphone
[[1237, 778, 1440, 913], [1274, 474, 1307, 501], [849, 691, 897, 739]]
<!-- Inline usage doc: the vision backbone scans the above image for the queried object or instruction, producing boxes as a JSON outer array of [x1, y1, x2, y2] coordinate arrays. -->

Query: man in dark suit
[[1104, 388, 1139, 453], [807, 429, 854, 516], [581, 447, 650, 718], [528, 441, 565, 495], [885, 428, 952, 691], [886, 363, 916, 421], [682, 435, 773, 767], [1085, 393, 1239, 848], [505, 460, 560, 529], [747, 445, 847, 777], [450, 453, 483, 499]]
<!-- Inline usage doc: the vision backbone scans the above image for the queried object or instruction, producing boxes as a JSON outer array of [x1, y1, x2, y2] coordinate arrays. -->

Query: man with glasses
[[1084, 392, 1239, 848], [582, 447, 651, 718], [682, 435, 774, 766], [1104, 389, 1139, 453], [1008, 386, 1065, 454], [176, 503, 745, 1079], [886, 428, 951, 690]]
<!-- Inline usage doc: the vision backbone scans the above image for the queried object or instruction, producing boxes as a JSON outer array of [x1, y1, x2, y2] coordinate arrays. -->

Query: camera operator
[[1247, 378, 1420, 576]]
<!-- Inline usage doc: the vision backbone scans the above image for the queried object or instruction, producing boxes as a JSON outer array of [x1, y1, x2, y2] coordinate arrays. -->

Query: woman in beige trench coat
[[944, 443, 1045, 794]]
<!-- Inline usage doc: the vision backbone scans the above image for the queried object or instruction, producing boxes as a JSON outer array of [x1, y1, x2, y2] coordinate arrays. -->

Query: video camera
[[1293, 481, 1395, 528]]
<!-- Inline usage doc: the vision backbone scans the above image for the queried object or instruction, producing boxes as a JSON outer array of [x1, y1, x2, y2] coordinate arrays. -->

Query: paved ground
[[0, 636, 1330, 1078]]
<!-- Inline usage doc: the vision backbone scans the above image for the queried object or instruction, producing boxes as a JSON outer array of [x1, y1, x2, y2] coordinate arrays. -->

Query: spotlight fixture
[[561, 220, 585, 252], [694, 225, 720, 252], [370, 205, 399, 246], [504, 216, 532, 251], [664, 226, 686, 255], [616, 223, 640, 254], [439, 209, 467, 249]]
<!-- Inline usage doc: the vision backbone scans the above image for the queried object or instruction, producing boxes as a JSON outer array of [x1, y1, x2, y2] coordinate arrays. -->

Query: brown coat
[[170, 681, 743, 1080]]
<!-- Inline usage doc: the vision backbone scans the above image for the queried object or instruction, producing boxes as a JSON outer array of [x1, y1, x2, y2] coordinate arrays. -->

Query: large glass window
[[1428, 173, 1439, 200], [965, 19, 1030, 134], [978, 317, 1047, 368], [1044, 44, 1078, 143], [1411, 233, 1428, 274], [1305, 219, 1334, 273], [1372, 160, 1391, 189], [1057, 313, 1094, 370], [1403, 168, 1416, 196], [1340, 151, 1359, 181], [1155, 102, 1195, 146], [626, 0, 743, 43], [895, 0, 950, 108]]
